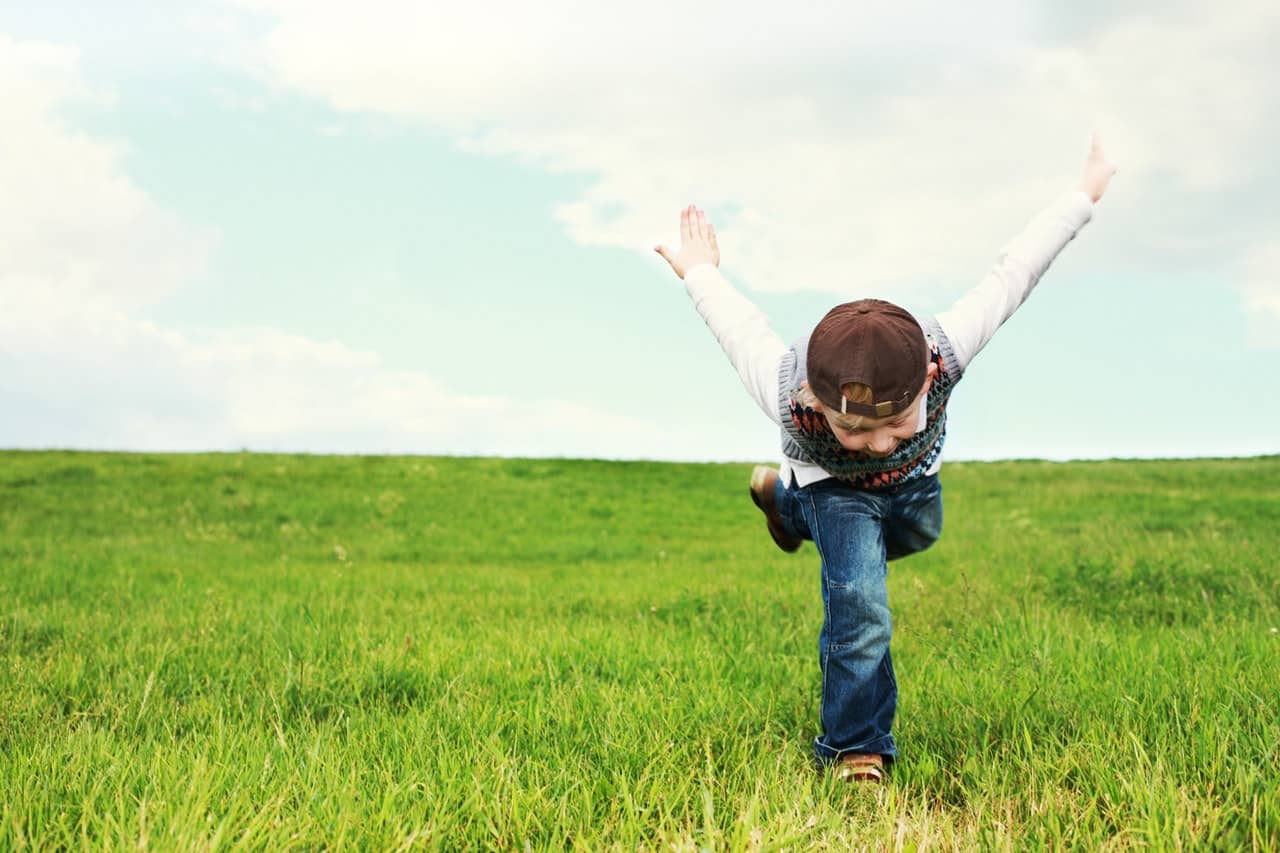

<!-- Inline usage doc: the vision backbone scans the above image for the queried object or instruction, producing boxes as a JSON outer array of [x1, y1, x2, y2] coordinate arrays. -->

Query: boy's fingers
[[680, 206, 692, 243], [654, 244, 686, 279], [708, 223, 718, 248], [1090, 133, 1107, 162], [695, 208, 706, 239]]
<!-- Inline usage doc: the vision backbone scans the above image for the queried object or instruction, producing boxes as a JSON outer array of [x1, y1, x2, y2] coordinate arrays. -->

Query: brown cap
[[807, 299, 928, 418]]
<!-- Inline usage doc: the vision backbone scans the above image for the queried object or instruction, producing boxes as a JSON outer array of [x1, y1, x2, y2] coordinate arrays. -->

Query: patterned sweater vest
[[778, 317, 963, 490]]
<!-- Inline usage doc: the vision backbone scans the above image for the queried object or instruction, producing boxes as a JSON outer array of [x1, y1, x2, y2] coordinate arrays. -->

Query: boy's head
[[804, 300, 936, 456]]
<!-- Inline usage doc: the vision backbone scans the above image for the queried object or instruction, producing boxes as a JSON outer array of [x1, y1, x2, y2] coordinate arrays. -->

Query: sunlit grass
[[2, 451, 1277, 849]]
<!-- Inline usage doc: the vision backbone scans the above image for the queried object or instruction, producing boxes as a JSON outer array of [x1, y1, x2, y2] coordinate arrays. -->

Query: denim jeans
[[773, 472, 943, 763]]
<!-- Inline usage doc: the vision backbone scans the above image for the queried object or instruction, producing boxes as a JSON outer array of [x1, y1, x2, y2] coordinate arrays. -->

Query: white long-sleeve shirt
[[683, 190, 1095, 486]]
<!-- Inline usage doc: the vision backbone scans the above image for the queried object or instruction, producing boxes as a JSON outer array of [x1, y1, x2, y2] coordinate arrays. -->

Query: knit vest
[[778, 317, 963, 490]]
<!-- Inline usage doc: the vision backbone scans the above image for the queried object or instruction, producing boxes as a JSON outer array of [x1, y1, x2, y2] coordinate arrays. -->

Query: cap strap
[[840, 390, 911, 418]]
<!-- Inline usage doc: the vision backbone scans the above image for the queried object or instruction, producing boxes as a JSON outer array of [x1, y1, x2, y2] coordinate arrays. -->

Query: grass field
[[2, 450, 1278, 850]]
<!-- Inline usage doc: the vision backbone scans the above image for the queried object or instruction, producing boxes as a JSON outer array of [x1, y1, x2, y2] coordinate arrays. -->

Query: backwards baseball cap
[[807, 299, 928, 418]]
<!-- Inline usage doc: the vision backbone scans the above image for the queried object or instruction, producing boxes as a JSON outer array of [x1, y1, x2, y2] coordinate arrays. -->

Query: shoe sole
[[749, 466, 771, 509], [833, 754, 886, 783], [750, 466, 802, 553]]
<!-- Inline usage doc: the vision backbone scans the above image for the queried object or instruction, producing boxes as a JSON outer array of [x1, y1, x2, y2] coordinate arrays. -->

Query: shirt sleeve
[[935, 190, 1094, 372], [683, 264, 787, 425]]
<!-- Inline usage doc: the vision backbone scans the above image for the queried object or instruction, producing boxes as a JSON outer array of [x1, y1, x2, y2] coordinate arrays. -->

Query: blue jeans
[[773, 472, 943, 763]]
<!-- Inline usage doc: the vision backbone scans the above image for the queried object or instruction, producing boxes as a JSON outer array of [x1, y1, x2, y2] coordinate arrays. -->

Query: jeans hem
[[813, 735, 897, 764]]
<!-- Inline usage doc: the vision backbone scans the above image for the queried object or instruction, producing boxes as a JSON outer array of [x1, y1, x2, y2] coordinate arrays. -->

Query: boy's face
[[811, 362, 938, 457]]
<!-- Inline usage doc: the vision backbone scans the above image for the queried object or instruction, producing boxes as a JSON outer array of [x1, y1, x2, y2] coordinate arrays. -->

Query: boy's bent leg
[[801, 484, 897, 763], [768, 470, 811, 543], [884, 474, 943, 562]]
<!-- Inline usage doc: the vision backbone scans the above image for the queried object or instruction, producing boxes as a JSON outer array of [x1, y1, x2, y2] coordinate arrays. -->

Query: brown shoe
[[833, 752, 885, 783], [749, 466, 802, 553]]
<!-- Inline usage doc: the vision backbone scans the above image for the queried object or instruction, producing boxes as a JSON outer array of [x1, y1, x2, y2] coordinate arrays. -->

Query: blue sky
[[1, 1, 1276, 462]]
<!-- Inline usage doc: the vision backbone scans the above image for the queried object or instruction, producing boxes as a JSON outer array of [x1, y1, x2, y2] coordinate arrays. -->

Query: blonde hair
[[800, 381, 875, 431]]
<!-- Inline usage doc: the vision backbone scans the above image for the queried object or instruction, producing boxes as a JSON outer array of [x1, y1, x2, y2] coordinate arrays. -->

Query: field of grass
[[2, 450, 1278, 850]]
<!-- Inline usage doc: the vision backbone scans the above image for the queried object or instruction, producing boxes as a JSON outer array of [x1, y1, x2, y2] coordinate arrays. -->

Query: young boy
[[654, 137, 1116, 782]]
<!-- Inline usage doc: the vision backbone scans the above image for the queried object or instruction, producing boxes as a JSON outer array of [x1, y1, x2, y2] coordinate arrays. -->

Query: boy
[[654, 137, 1116, 782]]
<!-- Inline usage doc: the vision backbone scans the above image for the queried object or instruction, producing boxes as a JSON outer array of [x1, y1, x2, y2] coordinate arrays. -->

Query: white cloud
[[0, 32, 688, 459], [0, 35, 211, 310], [231, 0, 1032, 126], [0, 300, 677, 457], [1241, 242, 1280, 349], [229, 0, 1279, 324]]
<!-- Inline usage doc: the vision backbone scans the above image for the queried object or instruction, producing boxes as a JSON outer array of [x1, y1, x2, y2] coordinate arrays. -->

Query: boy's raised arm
[[936, 135, 1117, 372], [656, 206, 787, 425]]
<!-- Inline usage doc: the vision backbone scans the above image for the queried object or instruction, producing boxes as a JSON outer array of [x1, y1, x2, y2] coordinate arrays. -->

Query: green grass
[[2, 451, 1278, 850]]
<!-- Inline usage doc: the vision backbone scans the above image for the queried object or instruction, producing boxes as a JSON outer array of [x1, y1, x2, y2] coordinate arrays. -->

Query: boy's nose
[[868, 433, 898, 454]]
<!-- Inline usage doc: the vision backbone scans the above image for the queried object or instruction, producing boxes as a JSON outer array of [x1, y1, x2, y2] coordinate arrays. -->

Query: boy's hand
[[655, 204, 720, 280], [1079, 133, 1118, 203]]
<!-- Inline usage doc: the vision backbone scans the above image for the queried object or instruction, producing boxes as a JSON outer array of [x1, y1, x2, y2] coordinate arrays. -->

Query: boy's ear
[[923, 361, 938, 393]]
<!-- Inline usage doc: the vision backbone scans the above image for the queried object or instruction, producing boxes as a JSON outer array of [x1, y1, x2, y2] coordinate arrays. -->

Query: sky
[[1, 1, 1277, 463]]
